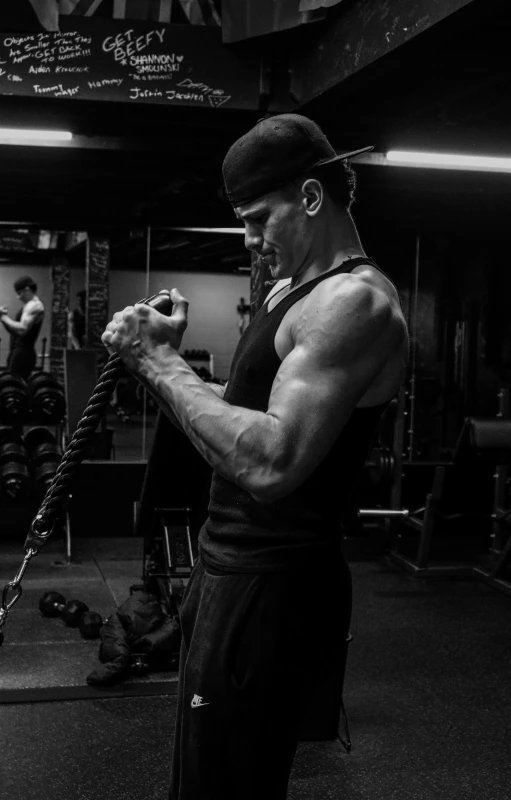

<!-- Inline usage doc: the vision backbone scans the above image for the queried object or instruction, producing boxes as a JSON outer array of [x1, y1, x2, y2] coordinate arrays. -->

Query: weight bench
[[390, 417, 511, 577]]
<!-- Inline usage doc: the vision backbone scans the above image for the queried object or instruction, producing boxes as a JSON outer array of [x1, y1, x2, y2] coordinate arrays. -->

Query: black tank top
[[10, 306, 43, 352], [198, 257, 397, 572]]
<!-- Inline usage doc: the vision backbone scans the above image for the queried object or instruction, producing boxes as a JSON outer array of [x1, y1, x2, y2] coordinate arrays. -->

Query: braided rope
[[32, 354, 126, 536]]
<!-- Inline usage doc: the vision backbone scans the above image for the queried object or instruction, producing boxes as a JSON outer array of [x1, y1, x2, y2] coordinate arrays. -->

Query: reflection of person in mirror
[[68, 290, 86, 349], [0, 276, 44, 380], [236, 296, 250, 334]]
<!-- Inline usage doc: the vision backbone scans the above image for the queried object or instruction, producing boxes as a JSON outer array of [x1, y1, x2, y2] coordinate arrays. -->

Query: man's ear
[[301, 178, 323, 217]]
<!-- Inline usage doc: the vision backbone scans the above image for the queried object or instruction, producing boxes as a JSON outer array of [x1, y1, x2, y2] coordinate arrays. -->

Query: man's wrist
[[138, 344, 183, 382]]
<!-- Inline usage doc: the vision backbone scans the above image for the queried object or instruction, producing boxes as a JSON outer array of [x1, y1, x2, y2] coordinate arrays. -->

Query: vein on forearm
[[139, 349, 280, 493]]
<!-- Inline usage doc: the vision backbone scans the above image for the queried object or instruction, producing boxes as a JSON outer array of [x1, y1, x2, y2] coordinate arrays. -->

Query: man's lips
[[261, 251, 276, 264]]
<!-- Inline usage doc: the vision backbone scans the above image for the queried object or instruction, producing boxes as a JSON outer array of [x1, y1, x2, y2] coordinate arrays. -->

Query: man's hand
[[0, 306, 8, 317], [101, 287, 189, 371]]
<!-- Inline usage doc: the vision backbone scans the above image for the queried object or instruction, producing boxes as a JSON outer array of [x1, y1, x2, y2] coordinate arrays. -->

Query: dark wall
[[356, 215, 508, 461]]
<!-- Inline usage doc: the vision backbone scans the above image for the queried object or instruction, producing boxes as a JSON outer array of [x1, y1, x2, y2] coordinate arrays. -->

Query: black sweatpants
[[169, 551, 352, 800]]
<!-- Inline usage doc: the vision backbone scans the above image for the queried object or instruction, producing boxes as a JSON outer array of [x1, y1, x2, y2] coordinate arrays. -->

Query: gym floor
[[1, 536, 510, 800]]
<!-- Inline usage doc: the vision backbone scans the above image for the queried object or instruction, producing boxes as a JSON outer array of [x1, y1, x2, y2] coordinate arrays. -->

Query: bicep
[[20, 305, 43, 331], [265, 286, 396, 495]]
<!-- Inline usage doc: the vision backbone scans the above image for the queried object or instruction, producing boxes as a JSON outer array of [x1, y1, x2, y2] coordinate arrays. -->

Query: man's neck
[[290, 212, 366, 290]]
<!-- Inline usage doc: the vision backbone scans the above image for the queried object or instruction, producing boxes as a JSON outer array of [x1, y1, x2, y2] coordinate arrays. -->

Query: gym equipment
[[183, 349, 209, 360], [39, 337, 47, 371], [0, 427, 30, 502], [358, 509, 409, 518], [28, 372, 66, 424], [142, 507, 195, 617], [39, 591, 89, 626], [0, 291, 173, 647], [79, 611, 104, 640], [365, 446, 396, 488], [24, 427, 62, 494], [0, 373, 29, 424], [183, 349, 215, 381], [390, 416, 511, 580], [134, 408, 213, 617]]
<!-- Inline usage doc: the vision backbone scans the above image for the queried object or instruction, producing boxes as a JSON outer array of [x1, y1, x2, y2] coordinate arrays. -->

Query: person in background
[[68, 289, 86, 349], [236, 295, 250, 334], [0, 276, 44, 380]]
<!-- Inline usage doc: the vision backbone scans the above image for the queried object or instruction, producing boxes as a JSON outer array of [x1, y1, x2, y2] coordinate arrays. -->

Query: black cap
[[222, 113, 373, 207]]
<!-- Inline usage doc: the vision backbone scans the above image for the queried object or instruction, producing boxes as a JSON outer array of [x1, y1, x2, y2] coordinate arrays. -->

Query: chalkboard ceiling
[[0, 0, 509, 273]]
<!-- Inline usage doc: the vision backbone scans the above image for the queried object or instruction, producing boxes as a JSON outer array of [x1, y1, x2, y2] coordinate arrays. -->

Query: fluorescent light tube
[[386, 150, 511, 172], [166, 227, 245, 234], [0, 128, 72, 141]]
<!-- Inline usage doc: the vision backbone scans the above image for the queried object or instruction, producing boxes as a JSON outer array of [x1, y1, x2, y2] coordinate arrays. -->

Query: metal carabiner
[[1, 580, 22, 614], [0, 546, 37, 644]]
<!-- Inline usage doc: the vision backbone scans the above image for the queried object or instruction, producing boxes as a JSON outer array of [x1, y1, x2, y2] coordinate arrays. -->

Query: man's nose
[[244, 226, 263, 253]]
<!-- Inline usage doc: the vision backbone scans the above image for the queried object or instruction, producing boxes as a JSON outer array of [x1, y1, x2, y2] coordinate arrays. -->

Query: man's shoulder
[[305, 269, 385, 313], [25, 298, 44, 313], [296, 269, 404, 354]]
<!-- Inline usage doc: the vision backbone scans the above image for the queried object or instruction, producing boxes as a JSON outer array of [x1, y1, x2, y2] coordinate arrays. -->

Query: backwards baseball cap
[[222, 113, 373, 207]]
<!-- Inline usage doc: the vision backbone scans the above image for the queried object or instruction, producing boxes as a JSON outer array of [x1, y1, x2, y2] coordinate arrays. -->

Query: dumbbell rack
[[0, 366, 82, 563]]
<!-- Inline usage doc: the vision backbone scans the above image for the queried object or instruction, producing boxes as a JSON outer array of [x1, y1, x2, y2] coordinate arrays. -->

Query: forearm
[[0, 316, 25, 335], [135, 373, 225, 435], [138, 347, 280, 495]]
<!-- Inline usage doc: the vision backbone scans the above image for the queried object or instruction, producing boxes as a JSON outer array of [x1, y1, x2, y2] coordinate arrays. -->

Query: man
[[0, 276, 44, 380], [236, 295, 250, 334], [67, 289, 86, 349], [102, 114, 409, 799]]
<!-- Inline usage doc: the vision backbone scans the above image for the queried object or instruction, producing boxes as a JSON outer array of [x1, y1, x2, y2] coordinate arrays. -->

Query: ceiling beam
[[289, 0, 477, 106]]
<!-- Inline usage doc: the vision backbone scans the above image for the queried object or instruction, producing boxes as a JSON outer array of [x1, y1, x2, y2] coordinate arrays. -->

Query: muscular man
[[102, 114, 409, 799], [0, 276, 44, 380]]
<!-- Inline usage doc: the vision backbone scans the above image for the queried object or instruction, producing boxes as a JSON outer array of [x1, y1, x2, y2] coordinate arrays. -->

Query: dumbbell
[[0, 373, 29, 424], [79, 611, 104, 640], [28, 372, 66, 423], [24, 427, 62, 493], [0, 427, 30, 502], [39, 591, 89, 627]]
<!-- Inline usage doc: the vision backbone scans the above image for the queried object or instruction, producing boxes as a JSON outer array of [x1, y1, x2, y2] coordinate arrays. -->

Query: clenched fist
[[101, 287, 189, 371]]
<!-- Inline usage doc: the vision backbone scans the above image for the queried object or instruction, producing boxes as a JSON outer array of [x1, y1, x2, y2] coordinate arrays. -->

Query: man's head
[[14, 276, 37, 303], [222, 114, 372, 278]]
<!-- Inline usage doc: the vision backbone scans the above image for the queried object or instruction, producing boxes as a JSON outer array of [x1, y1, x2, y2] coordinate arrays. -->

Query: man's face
[[235, 186, 310, 280], [17, 287, 30, 303]]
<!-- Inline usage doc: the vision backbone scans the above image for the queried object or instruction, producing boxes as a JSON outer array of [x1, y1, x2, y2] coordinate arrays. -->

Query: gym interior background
[[1, 1, 511, 799]]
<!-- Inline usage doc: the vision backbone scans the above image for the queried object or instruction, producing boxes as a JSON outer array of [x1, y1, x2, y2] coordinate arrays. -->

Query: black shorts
[[169, 553, 352, 800]]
